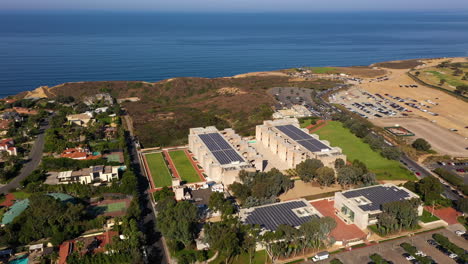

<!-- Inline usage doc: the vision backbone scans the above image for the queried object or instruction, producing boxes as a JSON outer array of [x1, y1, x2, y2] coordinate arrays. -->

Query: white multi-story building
[[57, 165, 121, 185], [255, 118, 346, 169]]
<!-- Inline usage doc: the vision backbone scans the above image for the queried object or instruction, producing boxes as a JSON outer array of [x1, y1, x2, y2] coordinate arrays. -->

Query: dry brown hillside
[[21, 75, 340, 147]]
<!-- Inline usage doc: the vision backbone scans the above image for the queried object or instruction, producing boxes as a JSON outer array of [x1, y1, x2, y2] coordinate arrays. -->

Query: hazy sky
[[2, 0, 468, 12]]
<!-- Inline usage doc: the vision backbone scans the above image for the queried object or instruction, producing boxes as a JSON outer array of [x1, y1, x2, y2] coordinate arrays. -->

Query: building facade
[[334, 184, 422, 229], [255, 118, 346, 169], [188, 126, 263, 186]]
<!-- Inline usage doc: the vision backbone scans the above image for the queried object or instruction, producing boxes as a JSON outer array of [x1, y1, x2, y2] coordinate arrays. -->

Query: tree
[[455, 84, 468, 94], [361, 172, 376, 186], [414, 71, 420, 76], [156, 199, 199, 247], [334, 158, 345, 169], [153, 186, 175, 202], [296, 159, 324, 182], [204, 218, 242, 262], [381, 147, 401, 160], [316, 167, 335, 187], [337, 166, 359, 186], [208, 192, 235, 218], [412, 138, 431, 151], [439, 79, 446, 86], [456, 198, 468, 214]]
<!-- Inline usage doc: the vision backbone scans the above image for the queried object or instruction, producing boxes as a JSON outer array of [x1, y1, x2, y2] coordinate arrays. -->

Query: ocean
[[0, 11, 467, 96]]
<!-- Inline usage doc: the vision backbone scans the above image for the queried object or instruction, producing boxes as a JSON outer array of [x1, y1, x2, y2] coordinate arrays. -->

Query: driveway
[[0, 118, 50, 195]]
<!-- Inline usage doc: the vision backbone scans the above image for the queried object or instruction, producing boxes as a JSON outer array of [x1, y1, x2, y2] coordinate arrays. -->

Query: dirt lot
[[373, 117, 468, 157], [279, 181, 342, 201], [357, 57, 468, 139]]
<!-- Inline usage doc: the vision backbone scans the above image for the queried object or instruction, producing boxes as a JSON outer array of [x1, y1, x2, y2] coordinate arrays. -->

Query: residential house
[[58, 231, 119, 264], [60, 147, 101, 160], [0, 111, 23, 122], [0, 138, 17, 156], [66, 112, 94, 127], [57, 165, 121, 185]]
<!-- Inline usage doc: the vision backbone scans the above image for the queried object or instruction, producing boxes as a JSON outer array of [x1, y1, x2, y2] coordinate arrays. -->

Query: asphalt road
[[0, 118, 50, 195], [127, 135, 168, 264], [400, 154, 460, 201]]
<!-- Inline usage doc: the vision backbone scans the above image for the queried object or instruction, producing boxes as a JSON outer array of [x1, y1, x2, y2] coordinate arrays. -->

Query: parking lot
[[324, 229, 468, 264], [428, 162, 468, 184], [330, 87, 409, 119]]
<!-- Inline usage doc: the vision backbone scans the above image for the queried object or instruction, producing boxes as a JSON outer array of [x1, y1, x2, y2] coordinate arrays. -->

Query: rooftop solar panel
[[244, 201, 318, 230], [275, 125, 331, 152], [198, 132, 245, 165], [342, 185, 412, 211]]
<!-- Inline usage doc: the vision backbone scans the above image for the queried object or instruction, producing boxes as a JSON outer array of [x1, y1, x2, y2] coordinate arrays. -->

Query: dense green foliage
[[433, 168, 468, 195], [156, 198, 199, 247], [336, 160, 376, 187], [369, 253, 391, 264], [404, 176, 451, 206], [0, 194, 102, 246], [412, 138, 431, 152], [432, 233, 468, 261], [261, 217, 336, 262], [296, 158, 324, 182], [229, 168, 293, 207], [376, 198, 421, 235], [153, 186, 175, 202], [208, 192, 236, 218]]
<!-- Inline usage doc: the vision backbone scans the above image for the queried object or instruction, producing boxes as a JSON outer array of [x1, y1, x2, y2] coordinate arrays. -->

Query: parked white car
[[449, 253, 458, 259], [312, 251, 329, 262], [415, 250, 426, 257], [455, 230, 465, 236]]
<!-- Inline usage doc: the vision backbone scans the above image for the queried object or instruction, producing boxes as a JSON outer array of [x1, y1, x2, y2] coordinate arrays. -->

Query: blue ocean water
[[0, 11, 467, 96]]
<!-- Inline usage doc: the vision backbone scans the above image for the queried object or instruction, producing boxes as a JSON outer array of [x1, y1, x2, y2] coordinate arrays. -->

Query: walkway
[[306, 120, 328, 133], [163, 150, 181, 180], [310, 199, 367, 242]]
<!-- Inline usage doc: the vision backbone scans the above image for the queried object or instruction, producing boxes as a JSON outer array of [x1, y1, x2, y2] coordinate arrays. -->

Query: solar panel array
[[199, 133, 245, 165], [244, 200, 318, 230], [342, 185, 412, 211], [276, 125, 331, 152]]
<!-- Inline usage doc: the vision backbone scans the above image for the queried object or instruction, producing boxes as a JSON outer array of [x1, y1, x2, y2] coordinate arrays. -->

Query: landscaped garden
[[145, 152, 173, 188], [169, 150, 201, 183]]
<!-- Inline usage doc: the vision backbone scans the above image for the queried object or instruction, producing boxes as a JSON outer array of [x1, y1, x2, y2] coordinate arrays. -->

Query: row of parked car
[[427, 239, 466, 264]]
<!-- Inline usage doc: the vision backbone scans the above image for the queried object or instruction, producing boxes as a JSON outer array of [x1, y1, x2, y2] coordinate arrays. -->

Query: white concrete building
[[255, 118, 346, 169], [188, 126, 263, 186], [57, 165, 120, 185], [334, 184, 422, 229]]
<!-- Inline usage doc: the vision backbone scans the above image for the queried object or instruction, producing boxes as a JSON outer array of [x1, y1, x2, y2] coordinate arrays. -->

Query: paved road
[[127, 135, 168, 264], [0, 118, 50, 195], [400, 155, 460, 201]]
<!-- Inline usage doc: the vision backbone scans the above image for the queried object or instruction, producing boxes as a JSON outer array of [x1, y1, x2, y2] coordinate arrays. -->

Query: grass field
[[306, 67, 337, 74], [145, 152, 173, 188], [314, 121, 416, 180], [12, 191, 31, 200], [212, 250, 269, 264], [420, 210, 440, 223], [169, 150, 201, 183]]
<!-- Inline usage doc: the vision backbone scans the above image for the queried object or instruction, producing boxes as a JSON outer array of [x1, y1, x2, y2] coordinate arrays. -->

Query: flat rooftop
[[275, 124, 331, 153], [341, 184, 415, 212], [241, 199, 321, 231], [198, 132, 246, 165]]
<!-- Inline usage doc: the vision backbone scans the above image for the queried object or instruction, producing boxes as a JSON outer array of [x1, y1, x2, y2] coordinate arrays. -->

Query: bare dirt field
[[279, 180, 342, 201], [357, 57, 468, 138], [372, 117, 468, 157]]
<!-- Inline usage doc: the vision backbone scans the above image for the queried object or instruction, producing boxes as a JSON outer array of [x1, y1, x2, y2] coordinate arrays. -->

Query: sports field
[[169, 150, 201, 183], [145, 152, 173, 188], [314, 121, 416, 180], [94, 202, 126, 213]]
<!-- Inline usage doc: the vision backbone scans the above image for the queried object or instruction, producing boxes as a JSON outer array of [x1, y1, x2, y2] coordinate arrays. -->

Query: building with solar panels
[[334, 184, 422, 229], [239, 199, 323, 231], [188, 126, 264, 185], [255, 118, 346, 169]]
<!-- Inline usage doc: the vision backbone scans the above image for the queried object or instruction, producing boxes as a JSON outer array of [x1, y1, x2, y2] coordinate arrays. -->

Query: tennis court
[[144, 152, 173, 188], [90, 200, 129, 217], [169, 150, 201, 183]]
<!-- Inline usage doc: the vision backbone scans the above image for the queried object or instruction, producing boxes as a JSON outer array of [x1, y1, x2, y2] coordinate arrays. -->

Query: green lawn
[[169, 151, 201, 183], [314, 121, 416, 180], [12, 191, 31, 200], [420, 210, 440, 223], [306, 67, 337, 74], [145, 152, 173, 188], [426, 70, 466, 87], [212, 250, 270, 264]]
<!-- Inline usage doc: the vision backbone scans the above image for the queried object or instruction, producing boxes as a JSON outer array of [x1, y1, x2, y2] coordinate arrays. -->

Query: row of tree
[[229, 168, 293, 207], [403, 176, 451, 206], [375, 198, 421, 235], [332, 113, 401, 160]]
